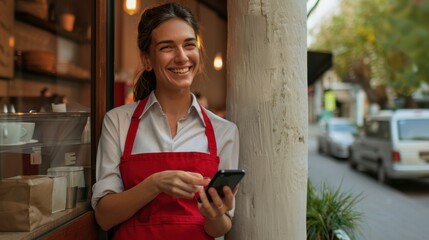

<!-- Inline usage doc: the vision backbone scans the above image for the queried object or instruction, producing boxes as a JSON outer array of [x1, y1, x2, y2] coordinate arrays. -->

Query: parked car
[[317, 118, 356, 159], [349, 109, 429, 184]]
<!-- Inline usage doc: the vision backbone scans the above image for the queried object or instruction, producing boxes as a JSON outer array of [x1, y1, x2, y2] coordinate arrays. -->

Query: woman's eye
[[184, 43, 197, 49], [160, 45, 173, 51]]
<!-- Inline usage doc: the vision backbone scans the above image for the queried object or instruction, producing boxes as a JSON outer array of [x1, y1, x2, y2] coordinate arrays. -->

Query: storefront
[[0, 0, 107, 238]]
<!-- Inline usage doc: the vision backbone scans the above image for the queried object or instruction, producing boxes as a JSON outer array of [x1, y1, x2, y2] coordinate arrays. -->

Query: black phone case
[[201, 169, 245, 202]]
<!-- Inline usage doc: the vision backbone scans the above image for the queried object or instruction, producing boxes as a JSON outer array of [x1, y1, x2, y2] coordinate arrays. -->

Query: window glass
[[329, 123, 356, 134], [397, 119, 429, 141], [377, 121, 390, 140], [365, 120, 379, 137], [0, 0, 92, 237]]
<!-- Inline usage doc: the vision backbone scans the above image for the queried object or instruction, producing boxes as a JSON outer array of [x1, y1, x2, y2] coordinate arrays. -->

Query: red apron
[[114, 97, 219, 240]]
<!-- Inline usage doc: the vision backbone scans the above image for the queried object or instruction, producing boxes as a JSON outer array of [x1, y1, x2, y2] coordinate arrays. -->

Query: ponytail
[[133, 69, 156, 101]]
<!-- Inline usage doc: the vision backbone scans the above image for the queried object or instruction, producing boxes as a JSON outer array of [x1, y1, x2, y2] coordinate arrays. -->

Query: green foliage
[[309, 0, 429, 97], [307, 180, 363, 240]]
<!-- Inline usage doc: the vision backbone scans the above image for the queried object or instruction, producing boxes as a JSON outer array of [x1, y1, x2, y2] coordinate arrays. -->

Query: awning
[[308, 51, 333, 86]]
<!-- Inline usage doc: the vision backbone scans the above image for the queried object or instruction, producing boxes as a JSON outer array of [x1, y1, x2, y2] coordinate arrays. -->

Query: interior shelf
[[15, 11, 91, 45], [15, 67, 90, 82]]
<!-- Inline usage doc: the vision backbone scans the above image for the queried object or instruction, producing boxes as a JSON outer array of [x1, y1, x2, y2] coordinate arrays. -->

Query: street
[[308, 125, 429, 240]]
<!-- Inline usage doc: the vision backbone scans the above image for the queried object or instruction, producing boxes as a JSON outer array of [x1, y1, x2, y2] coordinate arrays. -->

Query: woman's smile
[[169, 66, 191, 74]]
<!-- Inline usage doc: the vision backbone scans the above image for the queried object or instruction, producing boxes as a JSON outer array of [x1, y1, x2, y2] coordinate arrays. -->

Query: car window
[[364, 120, 389, 139], [397, 119, 429, 141], [377, 121, 390, 139], [365, 120, 378, 137], [329, 123, 355, 133]]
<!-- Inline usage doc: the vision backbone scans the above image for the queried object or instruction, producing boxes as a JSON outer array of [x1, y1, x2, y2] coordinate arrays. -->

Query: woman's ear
[[140, 52, 152, 71]]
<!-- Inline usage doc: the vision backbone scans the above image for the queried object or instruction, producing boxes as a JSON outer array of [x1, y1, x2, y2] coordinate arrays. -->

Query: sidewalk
[[308, 123, 429, 240]]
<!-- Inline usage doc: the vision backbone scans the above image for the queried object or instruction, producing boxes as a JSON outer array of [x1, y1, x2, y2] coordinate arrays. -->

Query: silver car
[[349, 109, 429, 184], [317, 118, 356, 159]]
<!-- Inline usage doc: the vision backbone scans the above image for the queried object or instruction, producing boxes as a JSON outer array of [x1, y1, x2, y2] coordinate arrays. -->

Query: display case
[[0, 0, 109, 239]]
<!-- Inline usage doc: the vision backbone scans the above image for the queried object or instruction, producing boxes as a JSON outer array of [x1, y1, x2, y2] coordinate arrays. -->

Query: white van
[[349, 109, 429, 184]]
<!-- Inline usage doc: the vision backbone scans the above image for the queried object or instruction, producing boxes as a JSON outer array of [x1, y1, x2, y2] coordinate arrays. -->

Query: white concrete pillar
[[226, 0, 307, 239]]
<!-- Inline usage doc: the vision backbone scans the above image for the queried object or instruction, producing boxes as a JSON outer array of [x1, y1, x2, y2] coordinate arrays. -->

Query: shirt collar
[[137, 91, 206, 127], [190, 93, 206, 127]]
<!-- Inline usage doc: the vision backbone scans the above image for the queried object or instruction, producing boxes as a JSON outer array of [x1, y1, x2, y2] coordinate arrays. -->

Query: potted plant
[[307, 179, 363, 240]]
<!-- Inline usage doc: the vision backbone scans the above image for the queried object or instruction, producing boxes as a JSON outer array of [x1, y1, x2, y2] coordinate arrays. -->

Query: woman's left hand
[[197, 185, 235, 218]]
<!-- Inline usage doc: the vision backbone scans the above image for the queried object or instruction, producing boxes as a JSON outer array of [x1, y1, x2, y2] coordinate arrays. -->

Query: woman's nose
[[174, 47, 188, 62]]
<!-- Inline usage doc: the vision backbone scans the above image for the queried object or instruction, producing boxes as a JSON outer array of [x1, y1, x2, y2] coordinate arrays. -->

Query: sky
[[307, 0, 341, 46]]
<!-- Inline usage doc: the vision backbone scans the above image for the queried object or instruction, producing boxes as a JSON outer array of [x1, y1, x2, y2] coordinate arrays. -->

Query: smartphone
[[199, 169, 246, 202]]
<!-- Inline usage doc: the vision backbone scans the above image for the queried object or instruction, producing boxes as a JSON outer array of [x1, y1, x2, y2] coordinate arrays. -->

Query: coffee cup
[[52, 103, 67, 112], [0, 123, 25, 145], [20, 122, 35, 142]]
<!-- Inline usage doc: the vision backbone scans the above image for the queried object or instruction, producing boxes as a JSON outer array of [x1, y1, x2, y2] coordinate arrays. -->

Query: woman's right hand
[[150, 170, 210, 199]]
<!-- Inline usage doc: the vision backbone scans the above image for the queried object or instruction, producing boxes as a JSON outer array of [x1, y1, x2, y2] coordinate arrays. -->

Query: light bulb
[[213, 52, 223, 71], [123, 0, 141, 16]]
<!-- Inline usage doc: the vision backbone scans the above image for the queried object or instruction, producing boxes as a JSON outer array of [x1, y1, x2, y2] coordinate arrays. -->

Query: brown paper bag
[[0, 176, 53, 231]]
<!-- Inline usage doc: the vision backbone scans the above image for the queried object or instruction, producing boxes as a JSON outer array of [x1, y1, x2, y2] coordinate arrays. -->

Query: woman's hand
[[151, 170, 210, 199], [198, 185, 236, 218], [198, 185, 238, 237]]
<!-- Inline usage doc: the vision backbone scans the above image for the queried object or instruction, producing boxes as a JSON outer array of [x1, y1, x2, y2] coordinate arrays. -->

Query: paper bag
[[0, 176, 53, 231]]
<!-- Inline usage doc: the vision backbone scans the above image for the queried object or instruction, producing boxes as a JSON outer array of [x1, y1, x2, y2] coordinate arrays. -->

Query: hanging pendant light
[[123, 0, 141, 16], [213, 52, 223, 71]]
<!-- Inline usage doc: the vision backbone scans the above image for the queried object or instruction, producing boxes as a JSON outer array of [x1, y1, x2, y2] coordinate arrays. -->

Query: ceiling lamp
[[213, 52, 223, 71], [123, 0, 141, 16]]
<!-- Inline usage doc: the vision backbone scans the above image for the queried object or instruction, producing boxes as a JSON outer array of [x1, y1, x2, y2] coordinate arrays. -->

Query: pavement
[[308, 123, 429, 240]]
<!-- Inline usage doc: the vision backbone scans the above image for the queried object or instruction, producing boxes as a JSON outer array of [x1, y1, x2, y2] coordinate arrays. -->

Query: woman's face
[[145, 18, 200, 93]]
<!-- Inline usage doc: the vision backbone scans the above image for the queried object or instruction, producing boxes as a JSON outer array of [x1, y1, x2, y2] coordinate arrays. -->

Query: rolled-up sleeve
[[91, 112, 125, 209]]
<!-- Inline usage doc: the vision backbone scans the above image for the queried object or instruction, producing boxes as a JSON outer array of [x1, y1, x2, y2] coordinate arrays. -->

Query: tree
[[309, 0, 429, 108], [377, 0, 429, 106], [307, 0, 322, 17]]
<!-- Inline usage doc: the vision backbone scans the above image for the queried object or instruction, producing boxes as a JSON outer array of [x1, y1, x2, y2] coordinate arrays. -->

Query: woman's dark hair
[[134, 3, 202, 101]]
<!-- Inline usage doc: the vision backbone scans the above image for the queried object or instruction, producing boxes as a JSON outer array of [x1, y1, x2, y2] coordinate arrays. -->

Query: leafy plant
[[307, 179, 363, 240]]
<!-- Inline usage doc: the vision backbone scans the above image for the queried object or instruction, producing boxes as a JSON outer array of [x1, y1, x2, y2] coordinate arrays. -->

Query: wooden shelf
[[15, 12, 91, 44], [17, 67, 90, 82]]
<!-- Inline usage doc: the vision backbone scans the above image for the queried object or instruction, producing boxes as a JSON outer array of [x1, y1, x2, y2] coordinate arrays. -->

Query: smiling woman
[[144, 18, 200, 95], [92, 3, 240, 240]]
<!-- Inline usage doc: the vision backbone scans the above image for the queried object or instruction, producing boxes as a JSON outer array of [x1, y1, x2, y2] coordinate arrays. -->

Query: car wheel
[[349, 160, 358, 170], [377, 162, 391, 185], [326, 143, 332, 156], [349, 151, 357, 170]]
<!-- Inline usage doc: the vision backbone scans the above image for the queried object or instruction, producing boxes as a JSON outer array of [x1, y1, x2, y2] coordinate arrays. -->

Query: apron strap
[[199, 105, 217, 156], [123, 97, 148, 157], [123, 96, 218, 157]]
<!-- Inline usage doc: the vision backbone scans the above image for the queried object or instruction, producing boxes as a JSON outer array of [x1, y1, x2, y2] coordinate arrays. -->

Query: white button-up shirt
[[91, 92, 239, 209]]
